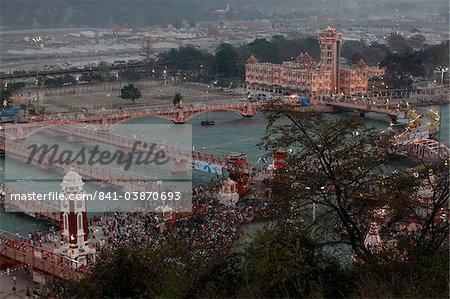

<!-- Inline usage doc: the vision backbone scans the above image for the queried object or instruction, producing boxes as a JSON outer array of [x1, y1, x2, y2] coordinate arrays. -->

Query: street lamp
[[435, 66, 449, 85], [31, 37, 42, 101]]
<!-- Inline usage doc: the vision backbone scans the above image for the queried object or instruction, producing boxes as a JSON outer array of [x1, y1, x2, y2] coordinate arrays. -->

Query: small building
[[217, 178, 239, 206]]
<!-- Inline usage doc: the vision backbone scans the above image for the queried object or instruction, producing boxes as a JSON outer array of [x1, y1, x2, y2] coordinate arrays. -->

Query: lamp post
[[31, 37, 42, 101], [434, 66, 448, 156]]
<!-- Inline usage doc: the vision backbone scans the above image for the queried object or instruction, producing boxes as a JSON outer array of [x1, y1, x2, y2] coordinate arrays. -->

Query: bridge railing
[[0, 236, 87, 280]]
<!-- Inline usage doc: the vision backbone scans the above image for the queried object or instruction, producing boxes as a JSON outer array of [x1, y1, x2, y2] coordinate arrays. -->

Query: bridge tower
[[58, 169, 95, 266], [226, 153, 250, 198], [273, 150, 287, 170]]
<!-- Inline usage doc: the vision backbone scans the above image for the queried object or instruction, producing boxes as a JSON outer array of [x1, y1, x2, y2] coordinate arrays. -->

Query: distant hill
[[0, 0, 447, 30]]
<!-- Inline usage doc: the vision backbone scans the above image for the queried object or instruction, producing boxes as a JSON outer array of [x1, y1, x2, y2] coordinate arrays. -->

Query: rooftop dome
[[356, 59, 368, 68], [246, 54, 258, 64]]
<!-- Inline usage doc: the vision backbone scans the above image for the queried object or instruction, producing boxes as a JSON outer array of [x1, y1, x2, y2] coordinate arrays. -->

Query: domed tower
[[59, 169, 93, 265]]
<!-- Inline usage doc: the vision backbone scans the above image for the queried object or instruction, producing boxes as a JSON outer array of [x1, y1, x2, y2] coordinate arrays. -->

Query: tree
[[240, 227, 353, 298], [386, 161, 449, 253], [341, 40, 389, 66], [44, 75, 76, 87], [172, 92, 182, 108], [408, 34, 426, 50], [272, 35, 320, 61], [187, 227, 355, 298], [1, 82, 26, 108], [98, 61, 111, 81], [380, 51, 426, 88], [120, 83, 141, 103], [80, 72, 102, 83], [118, 69, 141, 81], [386, 33, 412, 54], [259, 103, 449, 261], [64, 238, 206, 298], [214, 43, 239, 78], [247, 38, 282, 63], [423, 41, 450, 75], [259, 105, 394, 261], [157, 46, 214, 72]]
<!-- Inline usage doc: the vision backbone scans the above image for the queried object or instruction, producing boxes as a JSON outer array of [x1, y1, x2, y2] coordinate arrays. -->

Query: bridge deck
[[0, 237, 85, 281]]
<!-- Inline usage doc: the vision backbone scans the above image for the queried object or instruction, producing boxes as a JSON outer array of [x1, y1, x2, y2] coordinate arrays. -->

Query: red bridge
[[3, 102, 264, 140], [0, 236, 87, 281]]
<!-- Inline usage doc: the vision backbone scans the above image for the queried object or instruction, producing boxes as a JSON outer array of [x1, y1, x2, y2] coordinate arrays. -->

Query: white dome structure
[[217, 178, 239, 206], [60, 169, 84, 190]]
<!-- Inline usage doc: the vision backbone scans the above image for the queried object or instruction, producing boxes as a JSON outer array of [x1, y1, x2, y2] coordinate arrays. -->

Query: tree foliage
[[98, 61, 111, 80], [214, 43, 240, 78], [0, 82, 26, 108], [43, 75, 77, 87], [271, 35, 320, 61], [239, 227, 353, 298], [65, 238, 206, 298], [259, 103, 448, 262], [259, 106, 391, 261], [158, 45, 214, 72], [172, 92, 182, 107], [386, 33, 412, 54], [120, 83, 141, 103], [380, 51, 426, 88], [118, 68, 141, 81], [408, 34, 426, 50], [247, 38, 283, 64], [341, 41, 389, 65]]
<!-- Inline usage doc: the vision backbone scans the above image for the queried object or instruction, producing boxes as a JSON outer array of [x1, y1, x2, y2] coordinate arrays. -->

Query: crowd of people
[[91, 180, 272, 259]]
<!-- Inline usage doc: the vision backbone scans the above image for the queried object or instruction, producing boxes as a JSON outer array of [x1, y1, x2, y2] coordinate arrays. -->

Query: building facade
[[245, 27, 385, 98]]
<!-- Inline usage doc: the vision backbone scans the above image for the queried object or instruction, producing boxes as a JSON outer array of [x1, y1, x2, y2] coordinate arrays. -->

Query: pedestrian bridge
[[395, 138, 450, 160], [2, 101, 264, 140], [0, 236, 87, 281]]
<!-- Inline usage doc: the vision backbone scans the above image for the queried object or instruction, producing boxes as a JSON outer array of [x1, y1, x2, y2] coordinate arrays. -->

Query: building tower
[[318, 27, 342, 94], [59, 169, 94, 266]]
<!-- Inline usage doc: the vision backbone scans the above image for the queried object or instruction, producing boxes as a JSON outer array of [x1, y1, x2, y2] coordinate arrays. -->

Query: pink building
[[245, 27, 385, 98]]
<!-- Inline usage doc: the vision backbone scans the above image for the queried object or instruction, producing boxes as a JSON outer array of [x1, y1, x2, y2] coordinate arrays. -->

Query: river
[[1, 104, 448, 236]]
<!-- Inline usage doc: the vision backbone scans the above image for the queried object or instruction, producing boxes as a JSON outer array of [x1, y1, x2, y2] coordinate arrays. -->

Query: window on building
[[78, 213, 83, 231], [63, 213, 68, 230]]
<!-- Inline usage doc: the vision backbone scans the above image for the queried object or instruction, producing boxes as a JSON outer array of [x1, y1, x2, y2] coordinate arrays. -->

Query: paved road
[[0, 268, 37, 299]]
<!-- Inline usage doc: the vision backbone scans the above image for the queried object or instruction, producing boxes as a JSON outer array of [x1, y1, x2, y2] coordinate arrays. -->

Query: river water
[[1, 104, 448, 236]]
